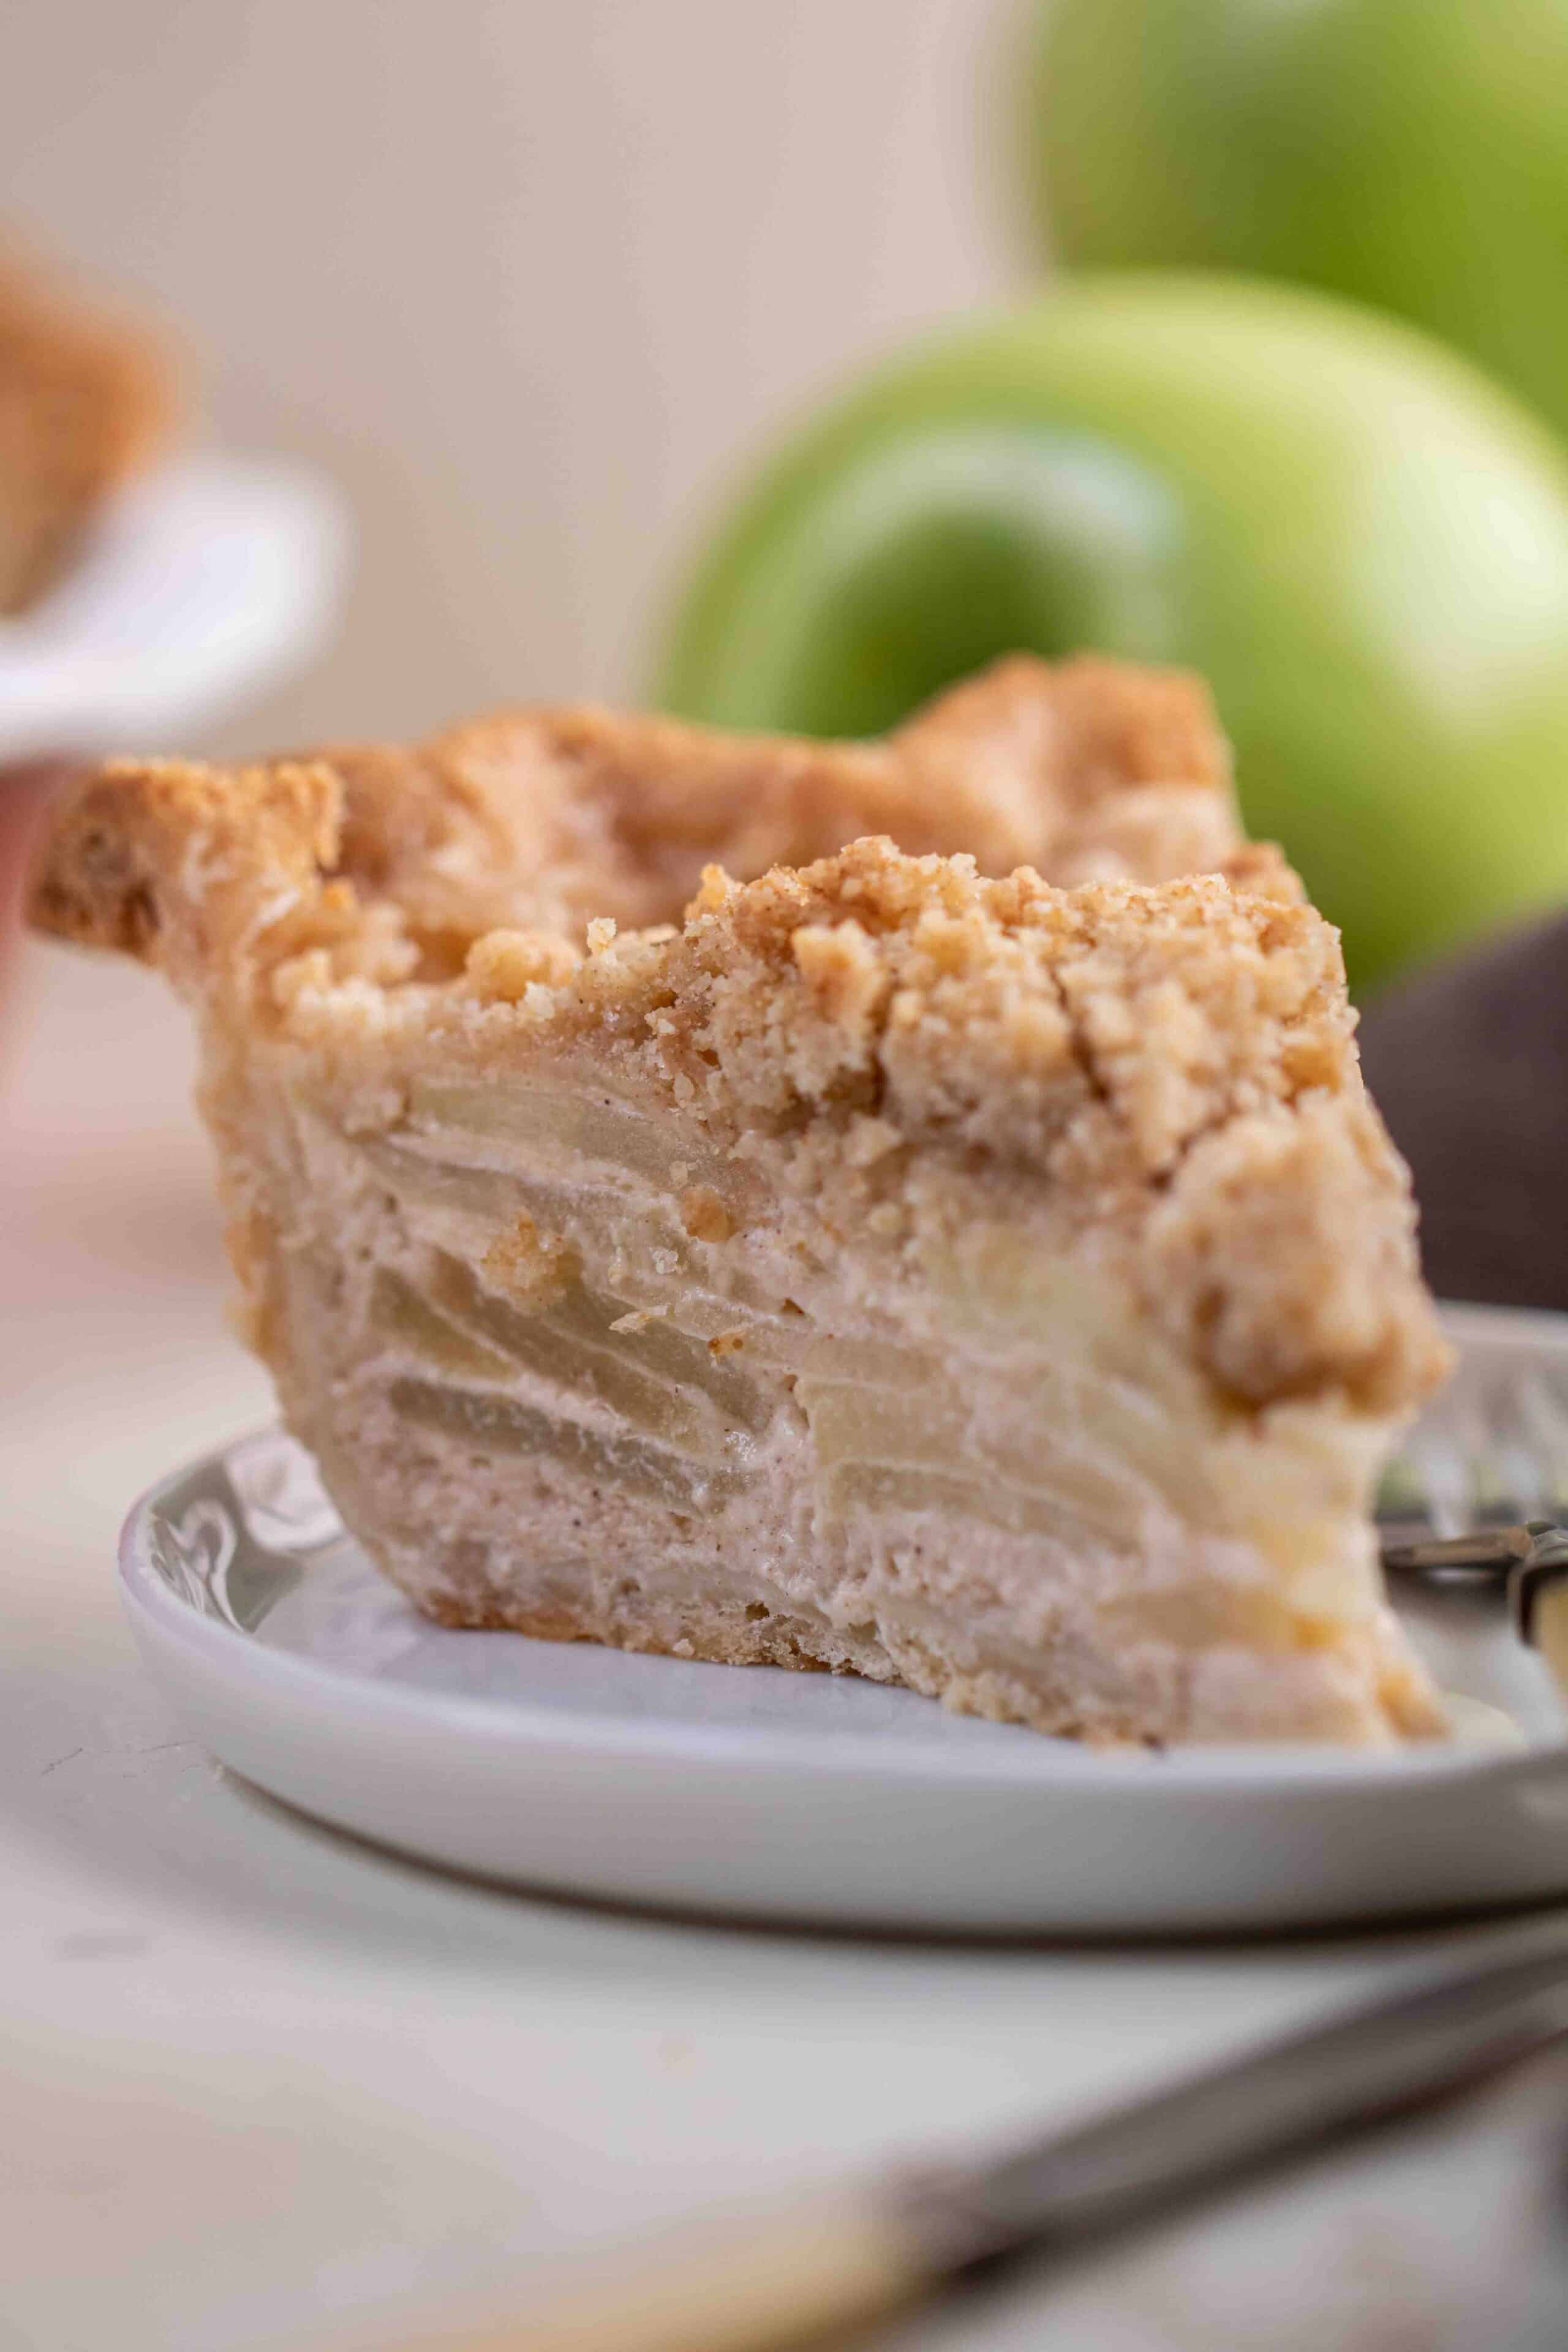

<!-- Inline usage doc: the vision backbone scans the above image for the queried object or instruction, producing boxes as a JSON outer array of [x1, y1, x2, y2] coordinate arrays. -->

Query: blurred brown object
[[0, 763, 67, 1009], [1359, 912, 1568, 1312], [0, 238, 179, 616]]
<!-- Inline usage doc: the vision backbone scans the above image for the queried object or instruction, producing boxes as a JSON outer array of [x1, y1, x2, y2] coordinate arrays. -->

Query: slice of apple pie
[[31, 656, 1451, 1742]]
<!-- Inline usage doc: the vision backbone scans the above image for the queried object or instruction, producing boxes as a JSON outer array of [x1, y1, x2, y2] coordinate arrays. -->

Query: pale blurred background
[[10, 12, 1568, 2348], [4, 0, 1010, 752]]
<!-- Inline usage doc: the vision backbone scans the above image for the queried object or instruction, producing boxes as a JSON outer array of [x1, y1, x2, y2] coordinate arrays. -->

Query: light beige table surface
[[3, 939, 1565, 2352]]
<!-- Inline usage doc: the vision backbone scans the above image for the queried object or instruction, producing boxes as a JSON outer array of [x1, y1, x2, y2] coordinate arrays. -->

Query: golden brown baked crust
[[32, 653, 1240, 963], [0, 241, 178, 615], [30, 655, 1443, 1421]]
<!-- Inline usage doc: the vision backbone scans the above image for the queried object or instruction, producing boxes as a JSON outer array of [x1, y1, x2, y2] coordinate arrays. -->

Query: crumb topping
[[28, 653, 1446, 1417]]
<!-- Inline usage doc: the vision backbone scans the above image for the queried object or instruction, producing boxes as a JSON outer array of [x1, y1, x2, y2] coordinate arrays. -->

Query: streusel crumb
[[29, 655, 1446, 1422]]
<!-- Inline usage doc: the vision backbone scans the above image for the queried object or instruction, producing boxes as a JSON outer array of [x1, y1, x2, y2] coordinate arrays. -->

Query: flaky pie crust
[[31, 654, 1447, 1422]]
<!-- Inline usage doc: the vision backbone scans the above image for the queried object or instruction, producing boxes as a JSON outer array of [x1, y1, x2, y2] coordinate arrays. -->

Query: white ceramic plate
[[0, 453, 348, 762], [118, 1304, 1568, 1935]]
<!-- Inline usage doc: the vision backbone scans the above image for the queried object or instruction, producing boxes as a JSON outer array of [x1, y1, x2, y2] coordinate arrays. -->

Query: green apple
[[655, 276, 1568, 989], [1022, 0, 1568, 447]]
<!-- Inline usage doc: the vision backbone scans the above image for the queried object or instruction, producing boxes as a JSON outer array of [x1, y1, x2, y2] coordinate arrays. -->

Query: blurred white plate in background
[[0, 453, 349, 763]]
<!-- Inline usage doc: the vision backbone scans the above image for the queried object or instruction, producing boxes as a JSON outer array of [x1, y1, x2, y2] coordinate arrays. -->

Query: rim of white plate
[[0, 450, 349, 762]]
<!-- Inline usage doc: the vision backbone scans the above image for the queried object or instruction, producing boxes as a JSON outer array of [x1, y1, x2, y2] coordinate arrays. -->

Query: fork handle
[[1524, 1570, 1568, 1703], [1511, 1523, 1568, 1704], [402, 2190, 926, 2352], [1542, 1583, 1568, 1699]]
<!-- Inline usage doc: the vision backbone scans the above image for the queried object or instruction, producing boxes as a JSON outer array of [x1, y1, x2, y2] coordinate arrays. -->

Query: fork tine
[[1403, 1392, 1482, 1536], [1515, 1370, 1568, 1519], [1378, 1336, 1568, 1534], [1474, 1373, 1547, 1523]]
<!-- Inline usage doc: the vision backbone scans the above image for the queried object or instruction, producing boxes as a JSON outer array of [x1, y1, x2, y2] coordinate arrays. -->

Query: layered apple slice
[[257, 1015, 1442, 1746]]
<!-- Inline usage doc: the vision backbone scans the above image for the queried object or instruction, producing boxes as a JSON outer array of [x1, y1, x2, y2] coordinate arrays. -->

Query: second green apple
[[1023, 0, 1568, 451], [657, 277, 1568, 988]]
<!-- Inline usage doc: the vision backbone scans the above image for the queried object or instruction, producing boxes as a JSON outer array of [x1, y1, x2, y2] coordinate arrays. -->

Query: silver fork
[[1378, 1339, 1568, 1703]]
